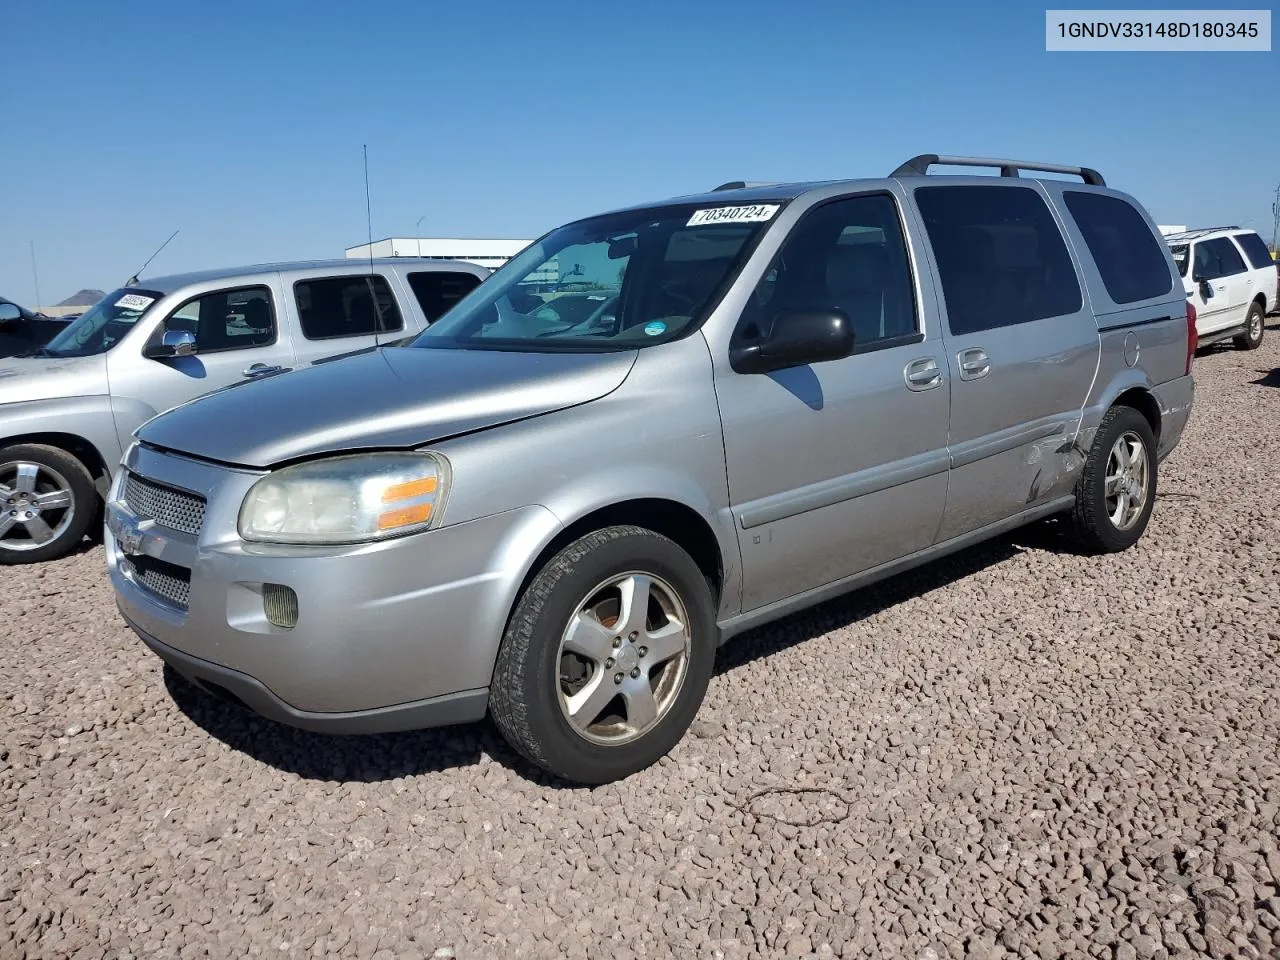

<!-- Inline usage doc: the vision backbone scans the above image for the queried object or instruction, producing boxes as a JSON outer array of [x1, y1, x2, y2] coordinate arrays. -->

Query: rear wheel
[[0, 444, 96, 564], [489, 525, 717, 784], [1068, 406, 1157, 554], [1233, 301, 1265, 350]]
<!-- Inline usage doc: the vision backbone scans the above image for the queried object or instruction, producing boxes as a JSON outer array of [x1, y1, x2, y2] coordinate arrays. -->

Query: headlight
[[238, 452, 449, 544]]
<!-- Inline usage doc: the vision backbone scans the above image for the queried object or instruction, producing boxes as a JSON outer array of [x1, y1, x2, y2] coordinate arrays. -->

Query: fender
[[0, 396, 122, 492]]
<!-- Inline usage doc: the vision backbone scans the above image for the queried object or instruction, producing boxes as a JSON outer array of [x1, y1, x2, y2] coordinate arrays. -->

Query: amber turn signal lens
[[382, 476, 438, 502], [377, 502, 433, 530]]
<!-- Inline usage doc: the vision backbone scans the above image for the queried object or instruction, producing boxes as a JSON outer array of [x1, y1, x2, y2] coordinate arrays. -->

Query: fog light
[[263, 583, 299, 628]]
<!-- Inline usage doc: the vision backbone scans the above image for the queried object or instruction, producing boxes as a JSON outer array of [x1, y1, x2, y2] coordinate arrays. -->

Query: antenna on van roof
[[125, 229, 179, 286], [363, 144, 375, 277]]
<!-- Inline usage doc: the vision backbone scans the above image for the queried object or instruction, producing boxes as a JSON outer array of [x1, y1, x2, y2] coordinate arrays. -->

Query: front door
[[107, 283, 294, 452], [1190, 237, 1249, 334], [911, 183, 1101, 541], [715, 192, 951, 613]]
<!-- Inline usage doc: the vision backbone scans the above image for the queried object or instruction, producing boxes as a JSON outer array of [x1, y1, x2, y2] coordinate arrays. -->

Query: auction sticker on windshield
[[115, 294, 156, 311], [686, 204, 780, 226]]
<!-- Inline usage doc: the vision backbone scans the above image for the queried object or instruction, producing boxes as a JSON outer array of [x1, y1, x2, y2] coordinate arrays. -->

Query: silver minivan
[[107, 156, 1196, 784], [0, 258, 487, 563]]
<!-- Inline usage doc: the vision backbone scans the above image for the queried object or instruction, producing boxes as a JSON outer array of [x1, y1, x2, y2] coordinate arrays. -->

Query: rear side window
[[915, 185, 1081, 335], [1194, 238, 1248, 280], [1063, 192, 1173, 304], [1232, 232, 1275, 270], [294, 275, 403, 340], [407, 271, 483, 321]]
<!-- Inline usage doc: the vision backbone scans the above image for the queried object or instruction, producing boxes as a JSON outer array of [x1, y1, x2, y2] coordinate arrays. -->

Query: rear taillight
[[1185, 300, 1198, 375]]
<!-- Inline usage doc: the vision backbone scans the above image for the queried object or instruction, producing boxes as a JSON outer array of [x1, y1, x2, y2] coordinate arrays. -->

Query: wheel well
[[1113, 388, 1161, 441], [0, 433, 109, 492], [1253, 292, 1267, 313], [518, 499, 724, 604]]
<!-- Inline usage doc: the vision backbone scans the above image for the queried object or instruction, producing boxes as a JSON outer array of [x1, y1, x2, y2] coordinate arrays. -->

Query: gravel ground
[[3, 322, 1280, 960]]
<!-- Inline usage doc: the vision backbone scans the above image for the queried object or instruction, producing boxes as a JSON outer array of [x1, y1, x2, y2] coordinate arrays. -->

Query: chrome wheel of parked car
[[556, 572, 691, 746], [0, 461, 76, 552], [1068, 406, 1158, 554], [1104, 431, 1149, 532], [490, 525, 717, 784], [0, 444, 96, 565], [1234, 302, 1265, 350]]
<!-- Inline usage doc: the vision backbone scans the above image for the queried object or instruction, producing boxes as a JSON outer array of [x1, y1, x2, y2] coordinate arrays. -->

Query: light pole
[[1271, 184, 1279, 256], [416, 216, 426, 258]]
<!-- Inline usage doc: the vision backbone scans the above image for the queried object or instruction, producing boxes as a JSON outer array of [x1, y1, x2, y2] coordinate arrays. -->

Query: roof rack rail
[[890, 154, 1106, 187], [1164, 225, 1241, 237], [711, 180, 777, 191]]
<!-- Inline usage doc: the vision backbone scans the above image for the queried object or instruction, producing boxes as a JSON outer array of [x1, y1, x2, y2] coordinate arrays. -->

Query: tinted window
[[1232, 232, 1275, 270], [407, 271, 482, 321], [295, 275, 403, 339], [1194, 238, 1248, 280], [1063, 192, 1173, 304], [164, 286, 275, 353], [1170, 244, 1190, 277], [738, 194, 917, 350], [915, 185, 1082, 335]]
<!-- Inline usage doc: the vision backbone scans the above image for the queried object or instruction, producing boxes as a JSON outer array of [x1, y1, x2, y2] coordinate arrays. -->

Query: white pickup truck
[[1166, 226, 1277, 350]]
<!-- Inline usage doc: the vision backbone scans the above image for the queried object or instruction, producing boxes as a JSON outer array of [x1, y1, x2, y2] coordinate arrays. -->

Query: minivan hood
[[137, 346, 638, 468], [0, 354, 108, 406]]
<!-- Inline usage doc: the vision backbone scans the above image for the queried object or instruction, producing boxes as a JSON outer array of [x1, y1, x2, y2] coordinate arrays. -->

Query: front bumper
[[107, 443, 561, 727]]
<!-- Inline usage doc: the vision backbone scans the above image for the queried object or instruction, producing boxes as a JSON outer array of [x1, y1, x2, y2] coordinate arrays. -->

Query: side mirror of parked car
[[730, 308, 856, 374], [145, 329, 198, 359], [0, 303, 21, 324]]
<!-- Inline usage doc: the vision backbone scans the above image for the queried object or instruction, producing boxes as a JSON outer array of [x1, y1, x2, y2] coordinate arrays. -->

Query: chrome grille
[[123, 472, 206, 535], [124, 555, 192, 611]]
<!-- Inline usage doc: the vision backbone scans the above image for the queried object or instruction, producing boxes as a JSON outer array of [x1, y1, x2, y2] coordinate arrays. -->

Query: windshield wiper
[[15, 347, 55, 359]]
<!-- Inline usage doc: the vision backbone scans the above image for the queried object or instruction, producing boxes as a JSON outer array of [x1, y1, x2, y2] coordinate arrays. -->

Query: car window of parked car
[[42, 288, 164, 357], [915, 185, 1082, 335], [164, 286, 276, 353], [738, 193, 919, 350], [295, 275, 403, 339], [415, 202, 775, 351], [406, 271, 483, 321], [1198, 238, 1248, 279], [1062, 191, 1173, 304], [1231, 232, 1275, 271], [1170, 244, 1190, 277]]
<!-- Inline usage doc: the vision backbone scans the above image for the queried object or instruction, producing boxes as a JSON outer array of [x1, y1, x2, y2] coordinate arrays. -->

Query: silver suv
[[107, 155, 1196, 784], [0, 258, 487, 563]]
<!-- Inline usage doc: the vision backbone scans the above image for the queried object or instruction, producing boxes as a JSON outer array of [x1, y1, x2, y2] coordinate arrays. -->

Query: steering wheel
[[534, 295, 621, 338]]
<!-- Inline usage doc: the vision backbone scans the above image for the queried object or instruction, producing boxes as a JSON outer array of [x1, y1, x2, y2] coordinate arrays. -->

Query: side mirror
[[145, 329, 197, 359], [730, 309, 856, 374], [0, 303, 21, 324]]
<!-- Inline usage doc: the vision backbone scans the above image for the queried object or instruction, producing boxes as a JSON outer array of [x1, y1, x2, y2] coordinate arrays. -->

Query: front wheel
[[1233, 301, 1265, 350], [489, 525, 717, 784], [0, 444, 96, 565], [1067, 406, 1158, 554]]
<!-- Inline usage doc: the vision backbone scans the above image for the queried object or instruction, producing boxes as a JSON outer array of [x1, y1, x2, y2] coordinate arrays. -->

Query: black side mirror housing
[[730, 309, 856, 374]]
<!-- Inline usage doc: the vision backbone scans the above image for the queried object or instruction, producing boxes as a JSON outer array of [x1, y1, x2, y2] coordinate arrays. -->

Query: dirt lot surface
[[3, 322, 1279, 960]]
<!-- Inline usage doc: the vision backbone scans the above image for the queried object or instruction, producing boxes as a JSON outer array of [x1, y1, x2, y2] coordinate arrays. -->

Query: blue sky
[[1, 0, 1275, 305]]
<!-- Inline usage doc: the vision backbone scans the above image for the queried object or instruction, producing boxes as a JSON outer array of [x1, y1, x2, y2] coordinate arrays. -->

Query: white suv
[[1166, 227, 1277, 350]]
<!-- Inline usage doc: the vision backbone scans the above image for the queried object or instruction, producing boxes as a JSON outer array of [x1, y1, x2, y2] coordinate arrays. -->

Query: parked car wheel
[[0, 444, 96, 564], [1068, 406, 1158, 554], [1233, 301, 1265, 350], [490, 525, 717, 784]]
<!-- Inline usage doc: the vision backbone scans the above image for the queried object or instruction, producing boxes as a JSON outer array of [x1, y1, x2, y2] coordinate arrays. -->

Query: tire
[[1233, 301, 1265, 350], [490, 525, 717, 785], [1068, 406, 1158, 554], [0, 444, 96, 565]]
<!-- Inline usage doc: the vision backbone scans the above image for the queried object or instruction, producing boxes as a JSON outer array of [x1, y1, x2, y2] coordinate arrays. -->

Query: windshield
[[1170, 244, 1189, 277], [41, 288, 163, 357], [414, 201, 781, 351]]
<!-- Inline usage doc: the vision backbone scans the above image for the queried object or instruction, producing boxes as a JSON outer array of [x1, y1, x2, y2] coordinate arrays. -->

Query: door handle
[[903, 357, 942, 391], [242, 363, 285, 378], [957, 348, 990, 381]]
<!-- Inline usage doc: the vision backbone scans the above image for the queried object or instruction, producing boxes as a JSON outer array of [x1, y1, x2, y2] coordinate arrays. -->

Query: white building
[[1157, 225, 1188, 236], [344, 237, 532, 272]]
